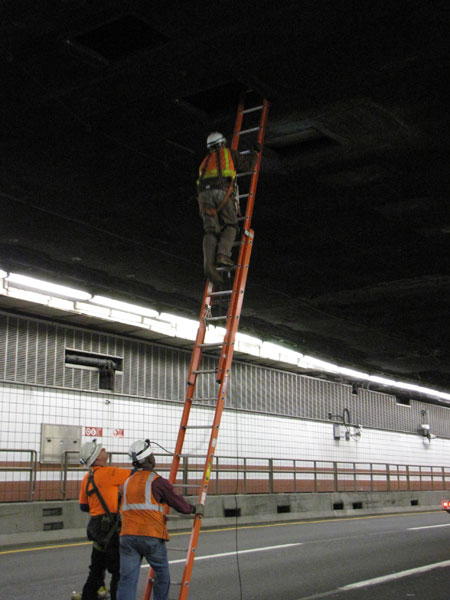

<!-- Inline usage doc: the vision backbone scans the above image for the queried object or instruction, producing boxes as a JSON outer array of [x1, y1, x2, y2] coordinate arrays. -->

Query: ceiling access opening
[[72, 15, 169, 61], [178, 81, 252, 116], [266, 127, 341, 156]]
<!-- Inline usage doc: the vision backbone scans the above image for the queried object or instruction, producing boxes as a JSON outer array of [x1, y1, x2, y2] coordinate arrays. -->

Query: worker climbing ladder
[[143, 92, 269, 600]]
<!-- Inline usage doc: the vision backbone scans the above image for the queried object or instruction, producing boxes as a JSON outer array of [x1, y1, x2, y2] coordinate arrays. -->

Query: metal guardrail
[[0, 449, 37, 501], [1, 449, 450, 501]]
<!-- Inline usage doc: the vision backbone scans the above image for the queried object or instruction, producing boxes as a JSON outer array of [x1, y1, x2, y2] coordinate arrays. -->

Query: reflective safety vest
[[120, 471, 169, 540], [197, 147, 236, 184]]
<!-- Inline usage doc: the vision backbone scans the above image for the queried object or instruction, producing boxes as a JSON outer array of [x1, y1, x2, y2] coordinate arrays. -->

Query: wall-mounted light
[[328, 408, 362, 441], [419, 409, 435, 442]]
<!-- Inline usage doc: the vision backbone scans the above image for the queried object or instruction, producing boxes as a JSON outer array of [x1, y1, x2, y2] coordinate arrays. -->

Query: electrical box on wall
[[40, 424, 82, 464], [333, 423, 342, 440]]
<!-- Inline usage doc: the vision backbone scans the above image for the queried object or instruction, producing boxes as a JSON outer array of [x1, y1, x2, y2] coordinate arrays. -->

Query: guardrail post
[[243, 457, 247, 493], [333, 462, 338, 492], [182, 456, 189, 489], [268, 459, 274, 493]]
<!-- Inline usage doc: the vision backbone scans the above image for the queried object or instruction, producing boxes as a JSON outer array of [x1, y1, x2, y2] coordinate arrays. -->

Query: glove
[[194, 503, 204, 516], [253, 142, 262, 153]]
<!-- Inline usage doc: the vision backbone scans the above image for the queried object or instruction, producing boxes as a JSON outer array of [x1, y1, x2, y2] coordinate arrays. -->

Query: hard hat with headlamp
[[79, 439, 102, 467], [206, 132, 226, 149], [128, 439, 155, 468]]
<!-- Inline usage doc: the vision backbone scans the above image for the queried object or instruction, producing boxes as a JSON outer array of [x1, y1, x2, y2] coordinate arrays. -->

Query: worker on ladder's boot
[[197, 132, 260, 282]]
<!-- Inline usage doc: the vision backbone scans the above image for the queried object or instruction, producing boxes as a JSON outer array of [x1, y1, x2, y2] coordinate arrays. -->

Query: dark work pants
[[199, 188, 238, 258], [82, 532, 120, 600]]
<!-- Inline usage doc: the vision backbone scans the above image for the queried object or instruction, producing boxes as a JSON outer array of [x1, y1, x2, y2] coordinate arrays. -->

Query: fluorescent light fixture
[[48, 297, 74, 311], [143, 317, 175, 337], [159, 314, 198, 341], [7, 273, 91, 300], [0, 269, 7, 279], [110, 309, 142, 324], [204, 326, 227, 344], [7, 287, 51, 305], [368, 375, 395, 386], [75, 302, 111, 317], [279, 348, 303, 365], [91, 295, 158, 318], [236, 332, 262, 346], [235, 333, 263, 356], [337, 367, 369, 379], [261, 342, 282, 361], [299, 356, 340, 373]]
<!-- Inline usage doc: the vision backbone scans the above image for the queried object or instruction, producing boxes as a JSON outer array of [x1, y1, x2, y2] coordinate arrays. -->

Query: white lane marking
[[408, 523, 450, 531], [340, 559, 450, 589], [296, 559, 450, 599], [140, 542, 303, 568]]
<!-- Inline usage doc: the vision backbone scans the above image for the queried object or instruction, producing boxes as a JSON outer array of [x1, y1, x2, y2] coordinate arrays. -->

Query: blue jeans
[[117, 535, 170, 600]]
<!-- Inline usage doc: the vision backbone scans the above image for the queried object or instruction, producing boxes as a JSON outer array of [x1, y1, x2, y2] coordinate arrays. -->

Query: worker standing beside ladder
[[79, 440, 131, 600], [197, 132, 260, 286], [117, 440, 204, 600]]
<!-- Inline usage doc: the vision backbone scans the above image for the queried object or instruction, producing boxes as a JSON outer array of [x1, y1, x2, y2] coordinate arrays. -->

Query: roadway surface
[[2, 511, 450, 600]]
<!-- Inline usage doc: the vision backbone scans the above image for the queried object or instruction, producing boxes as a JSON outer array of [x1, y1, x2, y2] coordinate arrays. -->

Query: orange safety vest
[[120, 471, 169, 540], [197, 147, 236, 184]]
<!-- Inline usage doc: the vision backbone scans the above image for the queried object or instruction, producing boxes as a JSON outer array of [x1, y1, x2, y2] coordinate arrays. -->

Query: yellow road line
[[0, 510, 439, 555]]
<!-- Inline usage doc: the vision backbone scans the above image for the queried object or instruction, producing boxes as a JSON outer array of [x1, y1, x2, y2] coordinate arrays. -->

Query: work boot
[[216, 253, 234, 268], [203, 234, 223, 286]]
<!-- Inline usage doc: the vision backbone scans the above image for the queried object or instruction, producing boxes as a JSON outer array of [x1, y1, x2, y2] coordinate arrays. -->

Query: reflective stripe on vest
[[198, 147, 236, 181], [121, 471, 163, 512]]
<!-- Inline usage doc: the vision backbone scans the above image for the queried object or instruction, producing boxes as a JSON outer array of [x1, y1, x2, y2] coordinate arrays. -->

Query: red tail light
[[442, 500, 450, 509]]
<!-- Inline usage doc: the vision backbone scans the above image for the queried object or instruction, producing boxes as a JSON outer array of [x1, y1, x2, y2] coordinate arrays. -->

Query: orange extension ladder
[[143, 92, 269, 600]]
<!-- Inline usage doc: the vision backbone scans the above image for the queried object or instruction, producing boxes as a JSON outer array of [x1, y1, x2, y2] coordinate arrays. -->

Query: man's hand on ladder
[[194, 503, 205, 516]]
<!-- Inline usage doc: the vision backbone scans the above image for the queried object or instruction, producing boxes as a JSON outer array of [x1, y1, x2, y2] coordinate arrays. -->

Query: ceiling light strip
[[0, 269, 449, 401]]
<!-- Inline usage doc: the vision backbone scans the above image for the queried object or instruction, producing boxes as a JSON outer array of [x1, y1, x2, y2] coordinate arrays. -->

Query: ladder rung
[[237, 126, 261, 135], [237, 216, 247, 222], [192, 397, 217, 402], [197, 342, 223, 348], [168, 547, 189, 551], [193, 369, 217, 374], [205, 315, 227, 321], [216, 265, 236, 272], [210, 289, 232, 297], [238, 193, 249, 199], [241, 104, 264, 114], [182, 425, 212, 429], [236, 171, 254, 178], [166, 514, 195, 520]]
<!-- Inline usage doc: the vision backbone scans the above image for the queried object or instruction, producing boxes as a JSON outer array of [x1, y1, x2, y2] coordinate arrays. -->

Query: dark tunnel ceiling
[[1, 0, 450, 392]]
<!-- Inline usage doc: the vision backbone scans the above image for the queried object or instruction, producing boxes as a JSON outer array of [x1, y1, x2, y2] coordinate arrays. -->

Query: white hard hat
[[128, 439, 154, 466], [207, 132, 226, 149], [80, 439, 102, 467]]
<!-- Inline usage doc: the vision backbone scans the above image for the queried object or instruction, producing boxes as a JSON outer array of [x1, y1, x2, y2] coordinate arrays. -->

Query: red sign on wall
[[85, 426, 103, 437], [113, 429, 125, 438]]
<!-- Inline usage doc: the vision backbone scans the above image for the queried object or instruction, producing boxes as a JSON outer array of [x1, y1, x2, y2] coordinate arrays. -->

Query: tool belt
[[87, 513, 121, 551], [85, 469, 122, 552], [198, 179, 234, 218]]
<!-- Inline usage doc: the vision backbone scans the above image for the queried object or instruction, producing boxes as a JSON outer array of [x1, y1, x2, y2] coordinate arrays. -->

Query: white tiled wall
[[1, 380, 449, 471]]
